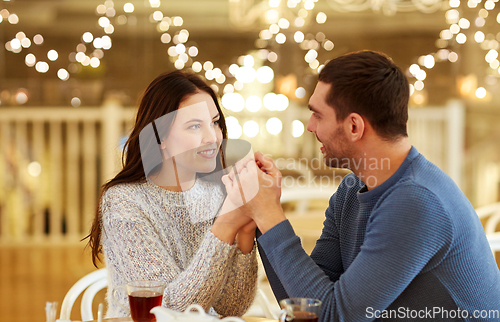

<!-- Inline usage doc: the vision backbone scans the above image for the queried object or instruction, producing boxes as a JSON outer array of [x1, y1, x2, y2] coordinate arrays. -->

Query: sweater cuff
[[207, 230, 237, 258], [257, 219, 297, 252]]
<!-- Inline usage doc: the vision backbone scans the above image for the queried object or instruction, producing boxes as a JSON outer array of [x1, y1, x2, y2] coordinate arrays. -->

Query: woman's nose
[[202, 125, 217, 144]]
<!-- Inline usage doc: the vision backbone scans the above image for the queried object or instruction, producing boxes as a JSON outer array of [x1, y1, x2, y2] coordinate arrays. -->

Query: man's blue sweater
[[258, 147, 500, 321]]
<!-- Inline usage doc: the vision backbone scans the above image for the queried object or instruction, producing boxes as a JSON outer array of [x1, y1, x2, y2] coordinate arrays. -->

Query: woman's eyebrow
[[183, 114, 219, 124], [184, 118, 203, 124]]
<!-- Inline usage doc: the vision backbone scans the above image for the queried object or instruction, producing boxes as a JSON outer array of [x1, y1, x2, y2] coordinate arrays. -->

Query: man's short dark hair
[[318, 50, 409, 140]]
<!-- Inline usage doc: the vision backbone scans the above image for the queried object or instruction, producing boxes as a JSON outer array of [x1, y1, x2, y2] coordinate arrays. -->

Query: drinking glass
[[279, 298, 322, 322], [113, 280, 166, 322]]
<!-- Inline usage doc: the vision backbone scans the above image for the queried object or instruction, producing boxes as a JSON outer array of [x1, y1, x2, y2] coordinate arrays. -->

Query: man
[[222, 51, 500, 321]]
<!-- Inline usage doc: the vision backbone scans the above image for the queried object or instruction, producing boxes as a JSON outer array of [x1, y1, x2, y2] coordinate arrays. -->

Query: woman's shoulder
[[105, 180, 146, 195], [102, 180, 153, 204]]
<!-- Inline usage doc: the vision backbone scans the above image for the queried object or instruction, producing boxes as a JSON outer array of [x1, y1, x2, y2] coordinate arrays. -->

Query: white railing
[[0, 100, 136, 243], [0, 100, 466, 243], [407, 100, 465, 189]]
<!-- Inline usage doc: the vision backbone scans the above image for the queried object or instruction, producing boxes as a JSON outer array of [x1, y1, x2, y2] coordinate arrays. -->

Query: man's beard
[[322, 126, 354, 169]]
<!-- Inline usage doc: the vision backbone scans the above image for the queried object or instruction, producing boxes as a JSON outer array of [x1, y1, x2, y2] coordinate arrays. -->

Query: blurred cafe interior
[[1, 0, 500, 321]]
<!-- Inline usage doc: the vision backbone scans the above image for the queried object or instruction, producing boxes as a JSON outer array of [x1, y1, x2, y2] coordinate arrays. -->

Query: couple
[[86, 51, 500, 321]]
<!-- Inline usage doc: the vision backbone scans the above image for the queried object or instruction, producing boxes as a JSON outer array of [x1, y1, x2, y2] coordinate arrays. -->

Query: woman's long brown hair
[[84, 71, 227, 267]]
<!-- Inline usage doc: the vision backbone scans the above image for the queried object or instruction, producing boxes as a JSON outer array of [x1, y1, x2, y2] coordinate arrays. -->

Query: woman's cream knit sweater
[[100, 178, 258, 318]]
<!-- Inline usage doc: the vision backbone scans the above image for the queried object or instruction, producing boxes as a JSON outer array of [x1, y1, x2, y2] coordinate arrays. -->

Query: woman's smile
[[197, 148, 218, 159]]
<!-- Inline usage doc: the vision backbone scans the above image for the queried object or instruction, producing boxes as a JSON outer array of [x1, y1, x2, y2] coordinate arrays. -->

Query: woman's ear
[[160, 140, 171, 159], [344, 113, 365, 142]]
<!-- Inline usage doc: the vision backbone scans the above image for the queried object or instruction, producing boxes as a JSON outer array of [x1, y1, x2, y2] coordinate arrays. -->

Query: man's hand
[[222, 151, 286, 234]]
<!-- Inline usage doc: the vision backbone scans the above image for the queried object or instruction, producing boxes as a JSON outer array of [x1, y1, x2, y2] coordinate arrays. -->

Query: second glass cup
[[279, 297, 322, 322]]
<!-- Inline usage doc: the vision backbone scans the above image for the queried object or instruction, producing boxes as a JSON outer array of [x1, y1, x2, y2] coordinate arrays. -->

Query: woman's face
[[161, 91, 223, 176]]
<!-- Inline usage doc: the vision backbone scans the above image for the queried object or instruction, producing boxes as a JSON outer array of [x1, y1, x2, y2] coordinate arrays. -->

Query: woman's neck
[[150, 158, 196, 192]]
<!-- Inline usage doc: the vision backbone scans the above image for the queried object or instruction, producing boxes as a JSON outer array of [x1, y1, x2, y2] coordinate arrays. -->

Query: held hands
[[221, 152, 286, 234]]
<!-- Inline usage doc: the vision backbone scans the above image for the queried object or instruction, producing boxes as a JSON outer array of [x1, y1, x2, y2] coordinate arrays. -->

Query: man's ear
[[344, 113, 365, 142]]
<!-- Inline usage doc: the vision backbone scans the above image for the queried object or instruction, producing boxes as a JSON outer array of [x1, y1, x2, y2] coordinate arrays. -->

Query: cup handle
[[279, 308, 293, 322], [111, 285, 129, 313]]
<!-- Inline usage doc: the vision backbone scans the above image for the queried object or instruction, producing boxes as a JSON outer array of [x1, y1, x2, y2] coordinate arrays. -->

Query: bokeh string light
[[408, 0, 500, 104]]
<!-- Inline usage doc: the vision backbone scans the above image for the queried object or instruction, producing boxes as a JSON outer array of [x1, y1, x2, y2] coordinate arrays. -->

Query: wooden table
[[89, 317, 276, 322]]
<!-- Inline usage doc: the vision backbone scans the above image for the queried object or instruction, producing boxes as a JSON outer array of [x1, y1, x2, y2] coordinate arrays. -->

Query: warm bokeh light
[[243, 121, 259, 137], [48, 50, 58, 61], [275, 33, 286, 44], [35, 61, 49, 73], [124, 3, 135, 13], [316, 12, 327, 24], [57, 69, 70, 81], [192, 61, 202, 73], [323, 40, 334, 51], [25, 54, 36, 67], [475, 87, 487, 99], [292, 120, 305, 137], [266, 117, 283, 135], [256, 66, 274, 83], [246, 95, 262, 112], [83, 32, 93, 43], [295, 87, 306, 99], [263, 93, 277, 111], [225, 116, 242, 139], [27, 161, 42, 177], [222, 93, 245, 112], [71, 97, 81, 107], [15, 91, 28, 104], [294, 31, 304, 43], [235, 66, 256, 83]]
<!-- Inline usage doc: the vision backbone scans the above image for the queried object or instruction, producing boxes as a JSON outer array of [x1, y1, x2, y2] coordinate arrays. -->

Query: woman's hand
[[211, 195, 253, 246], [222, 152, 286, 234], [236, 221, 257, 254]]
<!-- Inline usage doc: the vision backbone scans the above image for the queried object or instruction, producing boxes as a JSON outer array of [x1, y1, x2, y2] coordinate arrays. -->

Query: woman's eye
[[213, 120, 219, 126], [189, 124, 201, 130]]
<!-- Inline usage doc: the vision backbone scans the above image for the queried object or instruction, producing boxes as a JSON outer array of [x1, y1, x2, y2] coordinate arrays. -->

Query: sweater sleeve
[[258, 192, 343, 304], [102, 191, 237, 316], [257, 184, 453, 322], [212, 245, 258, 317]]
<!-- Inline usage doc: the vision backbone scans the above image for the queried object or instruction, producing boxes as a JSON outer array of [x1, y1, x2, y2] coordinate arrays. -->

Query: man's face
[[306, 81, 353, 168]]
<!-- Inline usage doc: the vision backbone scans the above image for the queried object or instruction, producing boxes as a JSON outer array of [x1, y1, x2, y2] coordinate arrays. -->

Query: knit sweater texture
[[101, 178, 258, 318], [258, 146, 500, 321]]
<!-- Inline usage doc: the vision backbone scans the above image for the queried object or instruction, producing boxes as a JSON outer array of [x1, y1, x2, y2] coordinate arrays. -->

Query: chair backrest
[[281, 187, 333, 215], [81, 276, 108, 321], [58, 268, 108, 321], [475, 202, 500, 260], [475, 202, 500, 234]]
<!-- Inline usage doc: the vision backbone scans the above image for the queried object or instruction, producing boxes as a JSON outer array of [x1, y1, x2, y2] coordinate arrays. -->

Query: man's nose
[[306, 116, 315, 133]]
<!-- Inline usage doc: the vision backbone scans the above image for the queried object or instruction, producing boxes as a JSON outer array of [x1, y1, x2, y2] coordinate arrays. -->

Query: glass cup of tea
[[113, 280, 166, 322], [279, 298, 322, 322]]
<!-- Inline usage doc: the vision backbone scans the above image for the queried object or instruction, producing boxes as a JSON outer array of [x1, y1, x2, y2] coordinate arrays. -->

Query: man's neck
[[351, 137, 412, 190]]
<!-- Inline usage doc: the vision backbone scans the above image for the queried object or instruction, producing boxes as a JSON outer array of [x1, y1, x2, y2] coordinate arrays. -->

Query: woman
[[86, 71, 258, 318]]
